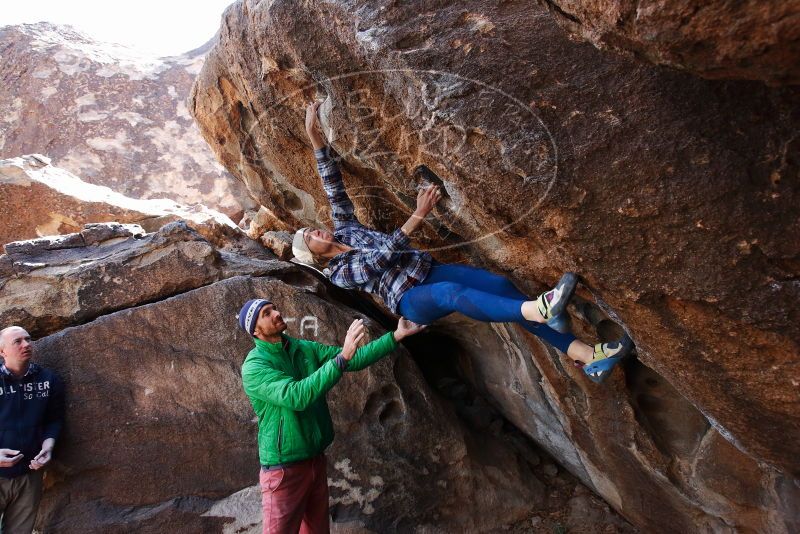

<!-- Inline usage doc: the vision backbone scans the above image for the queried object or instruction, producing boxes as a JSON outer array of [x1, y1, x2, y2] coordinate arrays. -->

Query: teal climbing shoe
[[584, 334, 634, 383]]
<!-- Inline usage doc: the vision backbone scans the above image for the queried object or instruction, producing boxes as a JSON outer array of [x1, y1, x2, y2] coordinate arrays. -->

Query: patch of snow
[[176, 54, 205, 76], [58, 148, 105, 178], [31, 67, 56, 79], [115, 111, 152, 127], [142, 121, 241, 208], [74, 92, 97, 108], [143, 120, 184, 152], [78, 110, 109, 122], [175, 100, 192, 120], [2, 97, 24, 125], [0, 97, 25, 150], [0, 155, 237, 229], [40, 86, 58, 99], [52, 49, 90, 76], [22, 24, 170, 81], [86, 131, 139, 153]]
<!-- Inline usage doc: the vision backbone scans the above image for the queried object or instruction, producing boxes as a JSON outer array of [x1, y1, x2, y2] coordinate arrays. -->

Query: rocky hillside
[[189, 1, 800, 532], [0, 23, 252, 217], [0, 154, 238, 245]]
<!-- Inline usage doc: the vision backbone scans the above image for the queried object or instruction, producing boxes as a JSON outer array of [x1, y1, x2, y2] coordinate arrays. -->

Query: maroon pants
[[260, 454, 330, 534]]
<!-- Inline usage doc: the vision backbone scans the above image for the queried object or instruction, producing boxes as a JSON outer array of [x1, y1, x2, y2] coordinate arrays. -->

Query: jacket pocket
[[277, 417, 284, 455]]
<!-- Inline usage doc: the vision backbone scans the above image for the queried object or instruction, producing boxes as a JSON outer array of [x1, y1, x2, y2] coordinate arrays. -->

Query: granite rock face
[[0, 23, 254, 217], [18, 250, 630, 532], [190, 1, 800, 532], [543, 1, 800, 85]]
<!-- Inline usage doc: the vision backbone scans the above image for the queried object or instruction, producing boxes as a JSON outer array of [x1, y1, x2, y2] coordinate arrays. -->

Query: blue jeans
[[398, 263, 577, 353]]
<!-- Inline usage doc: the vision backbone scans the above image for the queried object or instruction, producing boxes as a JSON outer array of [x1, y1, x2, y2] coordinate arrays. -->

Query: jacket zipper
[[277, 417, 284, 455]]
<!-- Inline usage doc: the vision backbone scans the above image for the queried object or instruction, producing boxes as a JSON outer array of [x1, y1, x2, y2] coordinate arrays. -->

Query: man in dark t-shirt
[[0, 326, 65, 533]]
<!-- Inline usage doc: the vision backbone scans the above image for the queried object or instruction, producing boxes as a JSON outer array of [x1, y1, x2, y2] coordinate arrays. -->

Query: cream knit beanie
[[292, 228, 315, 265]]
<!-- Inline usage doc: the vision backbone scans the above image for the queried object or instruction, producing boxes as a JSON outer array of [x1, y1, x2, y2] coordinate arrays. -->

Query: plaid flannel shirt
[[315, 147, 432, 313]]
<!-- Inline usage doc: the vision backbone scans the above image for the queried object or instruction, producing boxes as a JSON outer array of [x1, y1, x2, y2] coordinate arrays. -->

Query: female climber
[[292, 102, 633, 382]]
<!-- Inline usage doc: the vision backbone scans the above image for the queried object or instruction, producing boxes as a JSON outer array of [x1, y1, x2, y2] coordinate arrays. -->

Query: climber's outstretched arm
[[305, 102, 327, 151], [304, 101, 441, 235], [305, 102, 358, 227]]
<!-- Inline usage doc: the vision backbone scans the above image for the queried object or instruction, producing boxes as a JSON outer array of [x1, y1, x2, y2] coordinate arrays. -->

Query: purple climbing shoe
[[536, 272, 578, 321]]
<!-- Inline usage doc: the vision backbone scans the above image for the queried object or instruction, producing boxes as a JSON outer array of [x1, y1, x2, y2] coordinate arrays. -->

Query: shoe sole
[[546, 312, 572, 334]]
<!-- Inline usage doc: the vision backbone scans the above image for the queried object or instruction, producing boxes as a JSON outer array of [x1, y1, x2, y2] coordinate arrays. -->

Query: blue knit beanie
[[238, 299, 272, 336]]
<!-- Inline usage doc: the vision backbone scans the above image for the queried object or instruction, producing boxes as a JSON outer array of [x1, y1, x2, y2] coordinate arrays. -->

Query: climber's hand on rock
[[401, 184, 441, 236], [394, 318, 427, 341], [415, 184, 442, 218], [305, 101, 321, 133], [305, 102, 325, 149], [341, 319, 366, 361]]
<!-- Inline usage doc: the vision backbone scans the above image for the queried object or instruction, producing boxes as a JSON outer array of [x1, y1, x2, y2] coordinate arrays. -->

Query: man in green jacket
[[238, 298, 424, 533]]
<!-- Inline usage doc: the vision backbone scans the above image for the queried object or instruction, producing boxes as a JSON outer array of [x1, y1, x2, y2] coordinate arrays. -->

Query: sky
[[0, 0, 235, 56]]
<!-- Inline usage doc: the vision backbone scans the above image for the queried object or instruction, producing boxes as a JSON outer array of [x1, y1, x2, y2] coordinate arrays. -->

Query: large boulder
[[31, 275, 630, 533], [0, 23, 254, 217], [189, 1, 800, 532]]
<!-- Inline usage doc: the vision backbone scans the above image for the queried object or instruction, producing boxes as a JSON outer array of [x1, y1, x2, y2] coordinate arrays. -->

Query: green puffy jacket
[[241, 331, 398, 466]]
